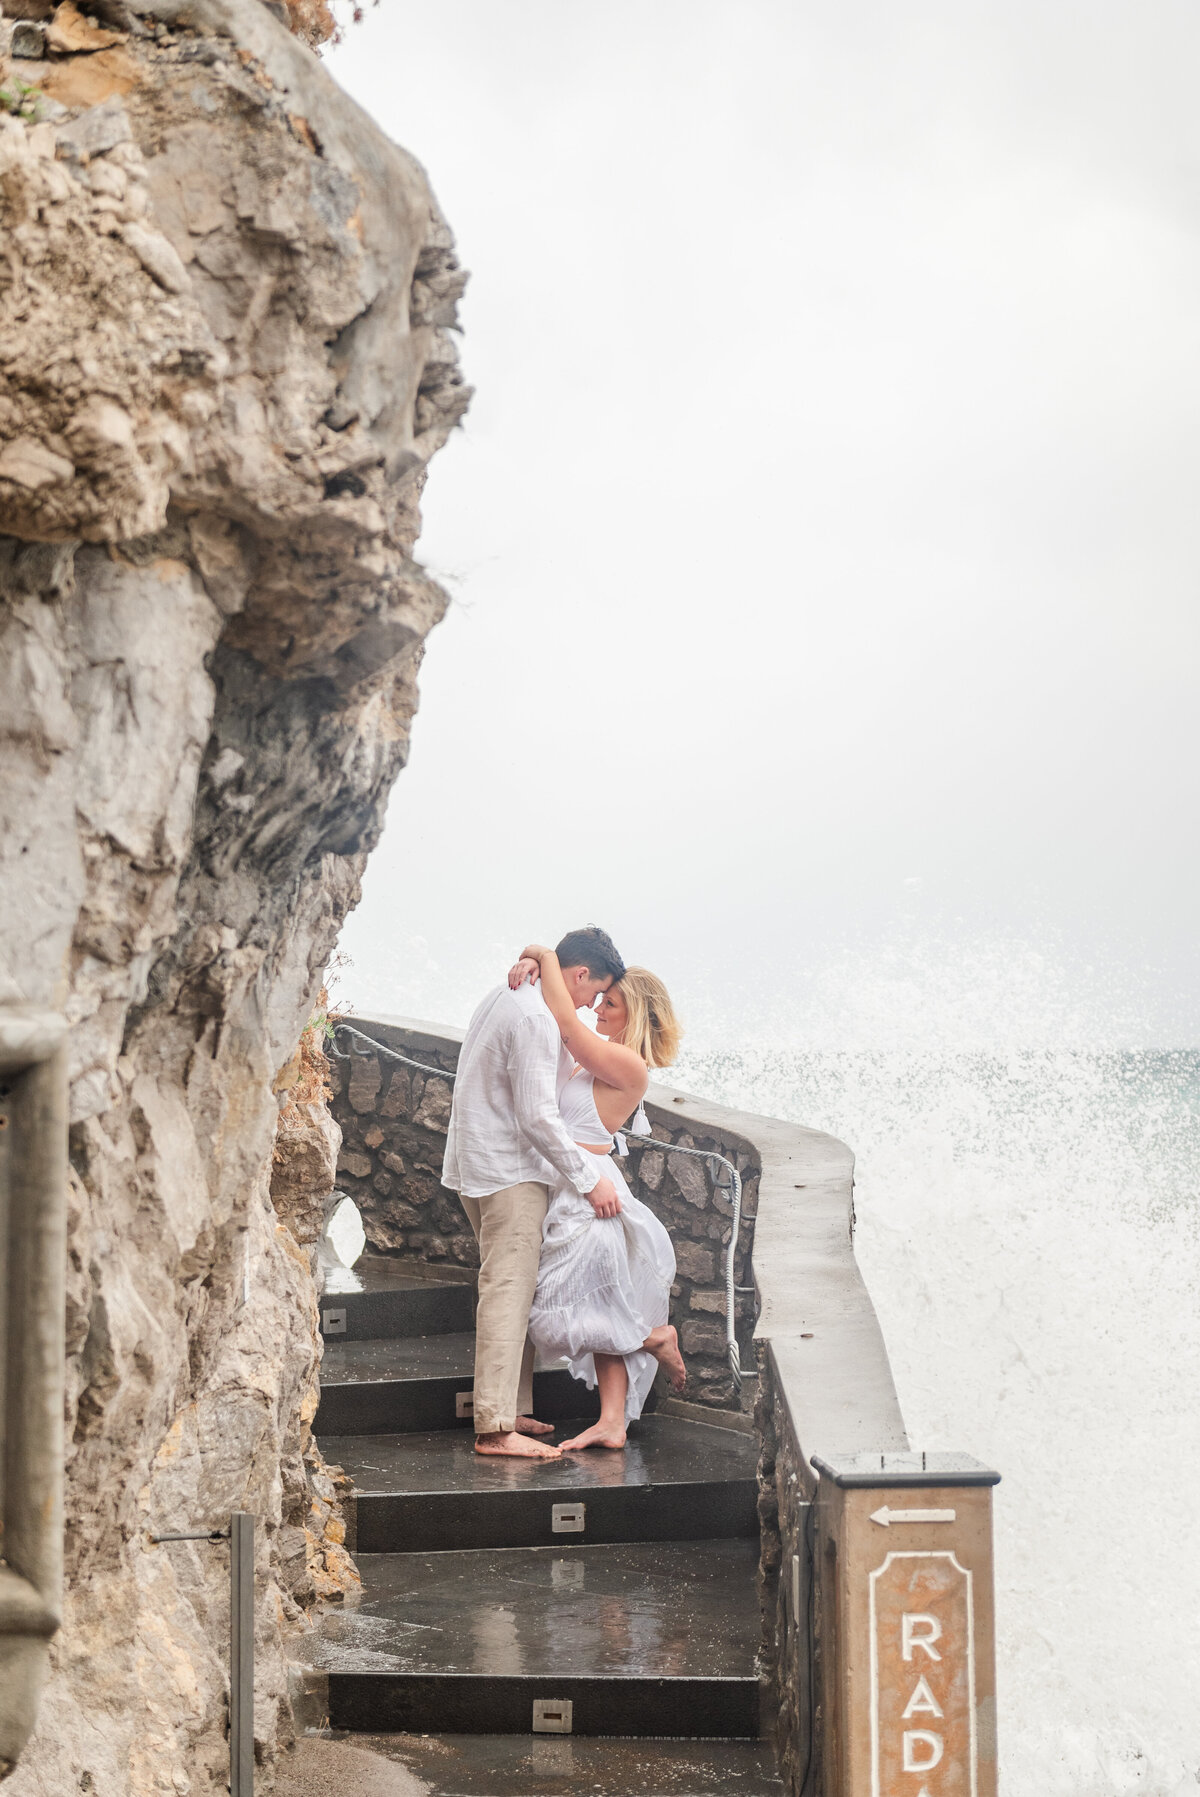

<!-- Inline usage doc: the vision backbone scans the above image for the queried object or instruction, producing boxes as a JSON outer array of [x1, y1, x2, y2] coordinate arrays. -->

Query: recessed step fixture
[[531, 1697, 573, 1734]]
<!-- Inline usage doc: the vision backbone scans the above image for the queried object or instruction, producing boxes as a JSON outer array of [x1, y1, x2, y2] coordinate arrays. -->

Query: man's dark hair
[[555, 926, 626, 983]]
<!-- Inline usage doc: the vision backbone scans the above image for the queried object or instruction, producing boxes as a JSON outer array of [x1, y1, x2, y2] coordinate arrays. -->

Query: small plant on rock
[[0, 79, 43, 122]]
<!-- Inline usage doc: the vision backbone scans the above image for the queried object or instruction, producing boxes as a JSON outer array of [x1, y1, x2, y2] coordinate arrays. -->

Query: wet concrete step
[[317, 1335, 603, 1436], [318, 1415, 759, 1552], [307, 1731, 784, 1794], [296, 1539, 761, 1738], [320, 1259, 475, 1342]]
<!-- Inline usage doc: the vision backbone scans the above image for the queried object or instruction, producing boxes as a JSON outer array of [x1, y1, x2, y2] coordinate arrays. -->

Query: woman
[[508, 945, 686, 1450]]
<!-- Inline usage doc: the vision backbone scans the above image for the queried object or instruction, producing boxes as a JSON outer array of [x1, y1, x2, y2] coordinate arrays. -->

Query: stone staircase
[[295, 1257, 783, 1796]]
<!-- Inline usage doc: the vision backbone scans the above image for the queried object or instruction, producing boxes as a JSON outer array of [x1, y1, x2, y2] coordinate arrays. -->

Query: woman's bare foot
[[560, 1421, 627, 1450], [643, 1324, 686, 1391], [475, 1431, 563, 1460], [514, 1416, 555, 1436]]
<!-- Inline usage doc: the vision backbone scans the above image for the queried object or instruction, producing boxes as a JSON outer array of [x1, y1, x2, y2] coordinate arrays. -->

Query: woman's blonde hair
[[616, 967, 682, 1070]]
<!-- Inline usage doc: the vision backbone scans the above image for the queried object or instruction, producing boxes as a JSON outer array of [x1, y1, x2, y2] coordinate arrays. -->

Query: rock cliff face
[[0, 0, 467, 1787]]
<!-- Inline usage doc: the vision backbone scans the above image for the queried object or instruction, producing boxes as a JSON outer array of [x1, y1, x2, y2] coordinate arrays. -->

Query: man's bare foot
[[475, 1431, 563, 1460], [514, 1416, 555, 1437], [644, 1324, 687, 1391], [560, 1421, 627, 1450]]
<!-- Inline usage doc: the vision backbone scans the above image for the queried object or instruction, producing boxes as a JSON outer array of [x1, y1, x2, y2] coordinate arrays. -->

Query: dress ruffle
[[528, 1157, 675, 1424]]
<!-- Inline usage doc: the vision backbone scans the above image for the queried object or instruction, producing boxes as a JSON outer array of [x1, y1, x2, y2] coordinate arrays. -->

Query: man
[[443, 926, 626, 1460]]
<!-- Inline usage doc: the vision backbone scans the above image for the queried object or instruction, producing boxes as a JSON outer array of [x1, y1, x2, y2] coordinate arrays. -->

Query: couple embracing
[[442, 926, 686, 1460]]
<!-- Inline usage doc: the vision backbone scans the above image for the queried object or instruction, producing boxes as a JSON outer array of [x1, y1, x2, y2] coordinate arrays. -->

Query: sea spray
[[671, 1042, 1200, 1797]]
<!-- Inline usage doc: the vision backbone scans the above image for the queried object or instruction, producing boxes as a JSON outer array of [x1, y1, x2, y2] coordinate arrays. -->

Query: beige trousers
[[458, 1180, 549, 1435]]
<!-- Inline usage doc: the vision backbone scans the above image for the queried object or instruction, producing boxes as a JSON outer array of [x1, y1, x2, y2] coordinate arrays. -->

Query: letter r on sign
[[902, 1612, 943, 1661]]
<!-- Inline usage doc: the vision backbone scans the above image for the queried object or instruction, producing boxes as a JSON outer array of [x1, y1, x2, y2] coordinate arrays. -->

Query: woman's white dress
[[528, 1070, 675, 1424]]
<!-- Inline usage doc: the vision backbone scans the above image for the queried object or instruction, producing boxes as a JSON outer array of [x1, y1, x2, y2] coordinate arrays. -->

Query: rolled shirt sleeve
[[507, 1014, 601, 1196]]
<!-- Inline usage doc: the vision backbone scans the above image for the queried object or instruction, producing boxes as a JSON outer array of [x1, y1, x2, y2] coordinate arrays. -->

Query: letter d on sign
[[903, 1731, 944, 1773]]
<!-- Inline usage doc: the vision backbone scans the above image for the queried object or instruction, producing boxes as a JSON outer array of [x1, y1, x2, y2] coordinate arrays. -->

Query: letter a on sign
[[870, 1551, 976, 1796], [903, 1675, 945, 1719]]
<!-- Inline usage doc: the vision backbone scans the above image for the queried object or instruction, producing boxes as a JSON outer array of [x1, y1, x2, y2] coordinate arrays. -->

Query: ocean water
[[670, 1042, 1200, 1797]]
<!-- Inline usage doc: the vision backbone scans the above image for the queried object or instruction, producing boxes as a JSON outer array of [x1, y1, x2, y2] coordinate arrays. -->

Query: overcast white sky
[[327, 2, 1200, 1046]]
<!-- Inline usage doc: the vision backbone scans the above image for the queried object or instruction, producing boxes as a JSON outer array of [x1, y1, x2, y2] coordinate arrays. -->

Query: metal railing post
[[0, 1006, 68, 1779], [229, 1512, 255, 1796], [150, 1515, 254, 1794]]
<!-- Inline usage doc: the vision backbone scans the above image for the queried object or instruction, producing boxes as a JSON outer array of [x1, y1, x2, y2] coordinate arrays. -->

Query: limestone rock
[[668, 1143, 711, 1209], [412, 1076, 452, 1131], [0, 0, 470, 1784], [674, 1240, 718, 1284], [272, 1103, 341, 1246], [44, 2, 124, 55], [9, 20, 46, 55], [57, 97, 131, 161], [3, 0, 57, 22], [348, 1055, 383, 1114], [0, 438, 75, 490]]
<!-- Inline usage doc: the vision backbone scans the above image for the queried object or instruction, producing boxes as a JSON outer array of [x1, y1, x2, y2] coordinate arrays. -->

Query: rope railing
[[329, 1021, 747, 1390]]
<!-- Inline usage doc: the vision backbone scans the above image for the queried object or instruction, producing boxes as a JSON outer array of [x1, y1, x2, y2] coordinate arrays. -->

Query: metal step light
[[532, 1698, 573, 1734], [551, 1502, 586, 1534], [455, 1390, 474, 1419], [321, 1307, 347, 1336]]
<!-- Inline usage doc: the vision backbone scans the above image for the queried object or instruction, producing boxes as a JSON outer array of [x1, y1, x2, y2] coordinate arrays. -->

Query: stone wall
[[328, 1018, 761, 1412], [0, 4, 467, 1788], [756, 1351, 819, 1797], [623, 1118, 757, 1411], [331, 1025, 475, 1272]]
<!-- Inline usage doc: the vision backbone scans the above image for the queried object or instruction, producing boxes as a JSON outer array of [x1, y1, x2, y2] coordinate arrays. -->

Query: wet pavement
[[320, 1413, 757, 1496], [294, 1539, 759, 1678], [324, 1261, 446, 1296], [314, 1731, 784, 1795]]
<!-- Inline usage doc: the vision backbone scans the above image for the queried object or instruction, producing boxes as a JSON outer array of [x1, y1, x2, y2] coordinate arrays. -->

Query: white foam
[[674, 1040, 1200, 1797]]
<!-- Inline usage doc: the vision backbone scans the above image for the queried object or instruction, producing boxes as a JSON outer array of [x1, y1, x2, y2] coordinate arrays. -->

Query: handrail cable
[[330, 1021, 745, 1390]]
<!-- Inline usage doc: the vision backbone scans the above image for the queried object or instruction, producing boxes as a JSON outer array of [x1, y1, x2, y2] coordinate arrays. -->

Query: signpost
[[812, 1453, 999, 1797]]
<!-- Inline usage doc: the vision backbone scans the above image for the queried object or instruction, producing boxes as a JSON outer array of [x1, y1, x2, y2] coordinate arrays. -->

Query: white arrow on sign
[[870, 1506, 956, 1528]]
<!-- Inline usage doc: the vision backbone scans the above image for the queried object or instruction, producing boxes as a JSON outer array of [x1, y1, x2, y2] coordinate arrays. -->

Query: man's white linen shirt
[[442, 982, 602, 1199]]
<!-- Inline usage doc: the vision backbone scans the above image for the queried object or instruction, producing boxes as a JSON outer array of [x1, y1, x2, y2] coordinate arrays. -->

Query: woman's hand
[[586, 1175, 622, 1219], [508, 957, 541, 990]]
